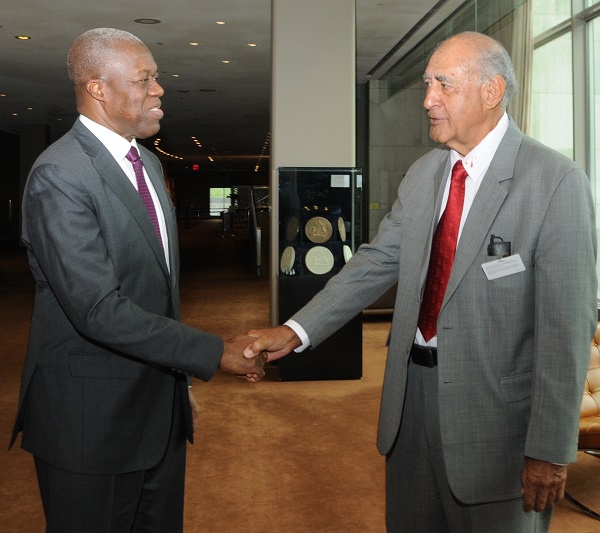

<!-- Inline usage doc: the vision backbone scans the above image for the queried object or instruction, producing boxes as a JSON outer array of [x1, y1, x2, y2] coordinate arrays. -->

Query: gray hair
[[67, 28, 144, 85], [432, 31, 518, 110], [473, 34, 518, 109]]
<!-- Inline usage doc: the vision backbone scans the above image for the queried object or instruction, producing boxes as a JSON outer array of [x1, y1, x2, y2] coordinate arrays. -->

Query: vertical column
[[270, 0, 356, 323]]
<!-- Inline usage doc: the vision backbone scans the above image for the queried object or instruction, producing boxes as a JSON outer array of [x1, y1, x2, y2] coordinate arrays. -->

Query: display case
[[276, 167, 363, 381]]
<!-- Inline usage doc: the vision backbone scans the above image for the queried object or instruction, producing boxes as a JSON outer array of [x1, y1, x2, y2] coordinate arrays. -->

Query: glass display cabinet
[[276, 167, 363, 381]]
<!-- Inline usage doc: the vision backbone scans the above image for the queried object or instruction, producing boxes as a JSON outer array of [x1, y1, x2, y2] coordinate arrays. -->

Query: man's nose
[[150, 78, 164, 97], [423, 85, 440, 110]]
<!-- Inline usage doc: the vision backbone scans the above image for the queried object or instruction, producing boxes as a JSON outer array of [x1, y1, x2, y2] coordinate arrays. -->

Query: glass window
[[209, 187, 232, 217], [530, 33, 574, 159], [532, 0, 571, 36]]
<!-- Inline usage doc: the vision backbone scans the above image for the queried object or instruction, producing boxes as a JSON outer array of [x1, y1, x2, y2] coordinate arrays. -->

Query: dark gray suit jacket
[[10, 119, 223, 475], [292, 120, 597, 504]]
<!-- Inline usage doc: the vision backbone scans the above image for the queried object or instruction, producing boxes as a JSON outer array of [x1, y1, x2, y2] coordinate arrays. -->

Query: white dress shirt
[[288, 113, 510, 352], [79, 115, 170, 270]]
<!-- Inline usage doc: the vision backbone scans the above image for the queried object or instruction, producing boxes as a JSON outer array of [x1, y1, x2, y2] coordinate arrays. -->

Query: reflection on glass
[[532, 0, 571, 36], [530, 33, 574, 160]]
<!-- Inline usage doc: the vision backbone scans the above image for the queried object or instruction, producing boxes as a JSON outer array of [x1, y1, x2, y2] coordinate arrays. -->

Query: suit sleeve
[[526, 166, 597, 463], [291, 192, 404, 348]]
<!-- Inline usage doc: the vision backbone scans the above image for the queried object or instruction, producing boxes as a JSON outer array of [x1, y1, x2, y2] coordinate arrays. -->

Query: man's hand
[[520, 457, 567, 512], [243, 325, 302, 362], [220, 335, 266, 382], [188, 388, 200, 433]]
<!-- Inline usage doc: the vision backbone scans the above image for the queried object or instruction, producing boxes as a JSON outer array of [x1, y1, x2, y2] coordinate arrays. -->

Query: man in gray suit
[[245, 32, 597, 531], [9, 28, 264, 532]]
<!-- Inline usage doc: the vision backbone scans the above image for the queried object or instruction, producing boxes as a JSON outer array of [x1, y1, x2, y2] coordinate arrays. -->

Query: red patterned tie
[[418, 160, 468, 341], [126, 146, 163, 246]]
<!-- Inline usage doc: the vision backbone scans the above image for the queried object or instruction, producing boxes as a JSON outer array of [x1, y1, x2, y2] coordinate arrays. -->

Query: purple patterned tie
[[126, 146, 162, 246]]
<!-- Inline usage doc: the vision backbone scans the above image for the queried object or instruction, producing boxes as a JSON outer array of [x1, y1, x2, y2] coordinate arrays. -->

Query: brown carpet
[[0, 219, 598, 532]]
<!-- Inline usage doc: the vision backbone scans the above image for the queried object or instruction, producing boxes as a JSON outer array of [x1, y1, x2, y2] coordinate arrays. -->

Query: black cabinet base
[[277, 276, 362, 381]]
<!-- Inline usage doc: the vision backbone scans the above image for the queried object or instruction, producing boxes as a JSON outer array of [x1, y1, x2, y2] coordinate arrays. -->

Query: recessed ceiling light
[[172, 74, 180, 77], [215, 21, 226, 25], [189, 42, 199, 46], [0, 93, 6, 97], [15, 35, 31, 40], [222, 60, 230, 64], [248, 43, 257, 47], [134, 18, 161, 24]]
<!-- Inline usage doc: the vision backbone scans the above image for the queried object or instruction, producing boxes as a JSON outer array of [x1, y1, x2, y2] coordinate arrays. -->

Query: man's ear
[[484, 74, 505, 110], [86, 79, 106, 102]]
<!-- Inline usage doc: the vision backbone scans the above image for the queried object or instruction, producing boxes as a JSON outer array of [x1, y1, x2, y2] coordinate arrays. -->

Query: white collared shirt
[[288, 113, 511, 352], [79, 115, 170, 270]]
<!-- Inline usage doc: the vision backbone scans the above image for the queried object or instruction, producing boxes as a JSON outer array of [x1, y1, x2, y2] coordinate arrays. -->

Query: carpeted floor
[[0, 219, 598, 532]]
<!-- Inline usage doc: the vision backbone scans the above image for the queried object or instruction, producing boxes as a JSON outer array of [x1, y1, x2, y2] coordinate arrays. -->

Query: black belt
[[410, 344, 437, 368]]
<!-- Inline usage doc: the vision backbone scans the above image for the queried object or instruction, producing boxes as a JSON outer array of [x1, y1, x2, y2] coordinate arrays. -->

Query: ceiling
[[0, 0, 464, 175]]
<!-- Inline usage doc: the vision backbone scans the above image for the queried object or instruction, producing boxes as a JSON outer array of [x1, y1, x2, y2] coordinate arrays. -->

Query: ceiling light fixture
[[134, 19, 161, 24], [248, 43, 257, 47], [222, 60, 230, 64], [153, 138, 183, 160], [189, 42, 199, 46], [15, 35, 31, 40], [215, 21, 226, 25], [254, 132, 270, 172]]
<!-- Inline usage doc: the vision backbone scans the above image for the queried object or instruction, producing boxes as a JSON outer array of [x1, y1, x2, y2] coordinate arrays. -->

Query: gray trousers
[[385, 360, 553, 533]]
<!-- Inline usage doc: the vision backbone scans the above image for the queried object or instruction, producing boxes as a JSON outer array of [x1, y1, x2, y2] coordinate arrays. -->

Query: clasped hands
[[219, 326, 302, 383]]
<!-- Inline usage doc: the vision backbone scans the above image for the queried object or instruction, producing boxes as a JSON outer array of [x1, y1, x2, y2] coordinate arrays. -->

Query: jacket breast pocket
[[68, 353, 140, 379], [481, 250, 533, 306]]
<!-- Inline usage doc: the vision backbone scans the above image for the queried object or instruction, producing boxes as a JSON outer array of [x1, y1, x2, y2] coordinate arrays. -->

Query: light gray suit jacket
[[292, 120, 597, 504], [10, 119, 223, 475]]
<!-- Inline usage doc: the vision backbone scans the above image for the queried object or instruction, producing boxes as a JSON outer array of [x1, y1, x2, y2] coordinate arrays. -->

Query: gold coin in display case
[[305, 216, 333, 243], [280, 246, 296, 274], [305, 246, 334, 275], [338, 216, 346, 242], [285, 216, 299, 242]]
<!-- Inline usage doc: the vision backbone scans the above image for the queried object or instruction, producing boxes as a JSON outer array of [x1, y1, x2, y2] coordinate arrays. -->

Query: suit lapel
[[75, 123, 170, 277], [420, 156, 452, 287], [139, 147, 178, 286], [442, 119, 523, 307]]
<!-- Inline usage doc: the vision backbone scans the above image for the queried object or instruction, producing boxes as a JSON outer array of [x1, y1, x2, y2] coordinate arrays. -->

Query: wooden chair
[[564, 322, 600, 520]]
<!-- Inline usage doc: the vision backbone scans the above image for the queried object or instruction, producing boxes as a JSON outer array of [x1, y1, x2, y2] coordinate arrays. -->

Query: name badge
[[481, 253, 525, 281]]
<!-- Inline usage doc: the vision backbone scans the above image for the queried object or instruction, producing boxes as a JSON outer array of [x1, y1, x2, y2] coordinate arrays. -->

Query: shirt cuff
[[284, 319, 310, 352]]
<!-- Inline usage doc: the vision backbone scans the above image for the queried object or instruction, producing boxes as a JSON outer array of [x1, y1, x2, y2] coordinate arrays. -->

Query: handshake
[[218, 325, 303, 382]]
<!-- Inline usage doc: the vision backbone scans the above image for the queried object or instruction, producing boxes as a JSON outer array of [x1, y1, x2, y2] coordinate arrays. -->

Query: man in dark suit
[[244, 32, 597, 531], [9, 28, 264, 532]]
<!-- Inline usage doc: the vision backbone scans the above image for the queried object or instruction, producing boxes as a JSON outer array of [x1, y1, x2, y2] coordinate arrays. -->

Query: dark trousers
[[34, 396, 187, 533], [385, 360, 553, 532]]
